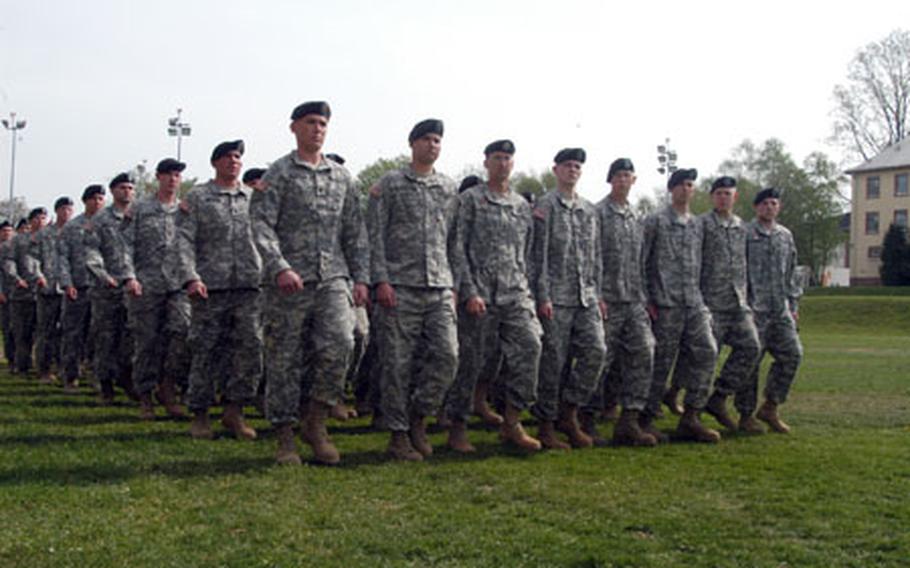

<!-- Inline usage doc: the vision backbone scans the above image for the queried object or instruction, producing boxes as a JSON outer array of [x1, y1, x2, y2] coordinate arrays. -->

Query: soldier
[[445, 139, 543, 452], [529, 148, 605, 450], [4, 208, 48, 376], [642, 168, 720, 443], [242, 168, 267, 191], [177, 140, 263, 440], [123, 158, 191, 420], [251, 101, 368, 465], [673, 176, 762, 431], [584, 158, 659, 447], [85, 173, 140, 403], [736, 187, 803, 433], [0, 219, 15, 366], [58, 185, 106, 393], [31, 197, 74, 384], [367, 118, 458, 460]]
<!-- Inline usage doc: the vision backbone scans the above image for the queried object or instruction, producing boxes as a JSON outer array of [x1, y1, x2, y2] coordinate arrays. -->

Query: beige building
[[846, 138, 910, 285]]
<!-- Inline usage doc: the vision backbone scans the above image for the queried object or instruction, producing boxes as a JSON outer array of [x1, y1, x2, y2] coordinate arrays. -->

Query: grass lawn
[[1, 296, 908, 567]]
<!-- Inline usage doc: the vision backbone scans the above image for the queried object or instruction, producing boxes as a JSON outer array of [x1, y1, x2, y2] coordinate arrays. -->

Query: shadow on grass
[[0, 429, 188, 446]]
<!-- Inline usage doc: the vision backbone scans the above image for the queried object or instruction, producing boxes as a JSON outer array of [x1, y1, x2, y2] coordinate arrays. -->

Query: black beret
[[15, 218, 28, 230], [458, 175, 482, 194], [710, 176, 736, 193], [607, 158, 635, 182], [156, 158, 186, 174], [554, 148, 586, 164], [210, 140, 245, 162], [28, 207, 48, 221], [484, 139, 515, 156], [290, 101, 331, 121], [667, 168, 698, 190], [54, 196, 74, 210], [409, 119, 444, 143], [242, 168, 267, 184], [82, 184, 105, 201], [109, 172, 134, 189], [753, 187, 782, 205], [325, 153, 345, 165], [0, 220, 11, 229]]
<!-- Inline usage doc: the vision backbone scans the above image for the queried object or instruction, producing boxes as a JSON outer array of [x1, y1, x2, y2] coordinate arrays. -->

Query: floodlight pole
[[2, 112, 27, 220], [656, 137, 678, 180], [167, 108, 192, 161]]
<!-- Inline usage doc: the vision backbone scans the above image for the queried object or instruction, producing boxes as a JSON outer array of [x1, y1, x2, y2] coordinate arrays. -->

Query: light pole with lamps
[[167, 108, 191, 161], [656, 138, 678, 180], [2, 111, 27, 220]]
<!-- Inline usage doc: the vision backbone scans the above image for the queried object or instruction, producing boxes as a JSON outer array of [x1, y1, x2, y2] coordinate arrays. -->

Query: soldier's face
[[157, 170, 182, 193], [84, 194, 105, 215], [213, 151, 243, 181], [29, 213, 47, 232], [0, 227, 13, 241], [112, 183, 135, 207], [484, 152, 514, 184], [754, 198, 780, 222], [291, 114, 328, 153], [609, 170, 636, 194], [553, 160, 583, 187], [670, 180, 695, 206], [55, 205, 74, 225], [711, 187, 737, 214], [411, 133, 442, 166]]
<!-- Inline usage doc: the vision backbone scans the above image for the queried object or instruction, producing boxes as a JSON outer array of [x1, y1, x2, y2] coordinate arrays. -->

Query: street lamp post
[[167, 108, 192, 161], [2, 112, 27, 220], [656, 137, 678, 180]]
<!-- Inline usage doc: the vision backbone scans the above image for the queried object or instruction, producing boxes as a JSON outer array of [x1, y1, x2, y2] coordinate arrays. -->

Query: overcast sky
[[1, 0, 908, 215]]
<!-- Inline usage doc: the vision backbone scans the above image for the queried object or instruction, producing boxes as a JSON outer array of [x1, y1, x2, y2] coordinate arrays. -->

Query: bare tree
[[832, 29, 910, 162]]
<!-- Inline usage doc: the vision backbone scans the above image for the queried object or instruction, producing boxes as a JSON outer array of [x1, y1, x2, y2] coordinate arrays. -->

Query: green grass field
[[1, 296, 908, 567]]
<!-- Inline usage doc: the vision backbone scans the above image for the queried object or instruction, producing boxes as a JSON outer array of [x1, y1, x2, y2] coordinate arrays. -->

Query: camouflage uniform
[[445, 183, 542, 421], [3, 232, 39, 373], [31, 224, 66, 376], [0, 239, 15, 364], [642, 205, 718, 415], [588, 198, 655, 413], [124, 196, 191, 395], [367, 166, 458, 432], [177, 179, 263, 412], [735, 220, 803, 416], [57, 213, 95, 384], [252, 154, 367, 425], [85, 205, 135, 394], [530, 190, 604, 422]]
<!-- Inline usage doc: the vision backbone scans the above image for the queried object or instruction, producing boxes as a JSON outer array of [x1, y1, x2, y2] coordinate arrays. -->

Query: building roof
[[846, 136, 910, 174]]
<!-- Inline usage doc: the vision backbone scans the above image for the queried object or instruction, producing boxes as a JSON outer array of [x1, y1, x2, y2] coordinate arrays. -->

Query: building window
[[896, 173, 909, 197], [865, 211, 880, 234], [868, 246, 882, 259], [867, 176, 880, 199], [896, 209, 908, 227]]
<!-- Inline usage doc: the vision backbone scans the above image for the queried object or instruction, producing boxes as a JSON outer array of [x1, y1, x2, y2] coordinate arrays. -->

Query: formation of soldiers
[[0, 101, 804, 465]]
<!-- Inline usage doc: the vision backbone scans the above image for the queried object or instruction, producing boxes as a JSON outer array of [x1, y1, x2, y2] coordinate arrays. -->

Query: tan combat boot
[[556, 404, 593, 448], [579, 411, 609, 447], [499, 403, 542, 452], [756, 400, 791, 434], [157, 377, 186, 419], [739, 414, 766, 434], [677, 407, 721, 443], [537, 421, 571, 450], [613, 409, 658, 447], [275, 423, 302, 465], [387, 431, 423, 461], [62, 379, 80, 395], [138, 392, 155, 421], [473, 381, 504, 426], [330, 402, 357, 421], [447, 420, 476, 453], [222, 402, 257, 440], [189, 410, 214, 439], [301, 400, 341, 465], [638, 413, 669, 444], [602, 403, 620, 422], [409, 413, 433, 458], [662, 385, 684, 415], [705, 392, 737, 430]]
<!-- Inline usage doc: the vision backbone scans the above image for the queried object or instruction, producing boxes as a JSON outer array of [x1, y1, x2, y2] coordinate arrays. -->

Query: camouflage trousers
[[10, 298, 36, 373], [187, 289, 262, 412], [264, 279, 352, 425], [90, 287, 133, 389], [353, 303, 381, 413], [646, 306, 718, 415], [128, 291, 191, 395], [445, 298, 542, 421], [704, 310, 761, 396], [734, 310, 803, 416], [375, 286, 458, 432], [532, 303, 605, 422], [1, 300, 14, 364], [586, 302, 656, 413], [36, 293, 62, 375], [60, 289, 91, 382]]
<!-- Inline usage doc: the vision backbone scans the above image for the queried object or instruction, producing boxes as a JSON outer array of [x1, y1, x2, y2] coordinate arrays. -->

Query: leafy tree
[[831, 29, 910, 162], [0, 197, 30, 223], [355, 155, 410, 196], [880, 223, 910, 285]]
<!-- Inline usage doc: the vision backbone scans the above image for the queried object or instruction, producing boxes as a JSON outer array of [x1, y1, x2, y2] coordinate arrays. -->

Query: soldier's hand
[[792, 311, 799, 323], [466, 295, 486, 317], [537, 301, 553, 320], [276, 269, 304, 295], [66, 286, 78, 301], [15, 278, 28, 289], [375, 282, 397, 308], [646, 304, 658, 321], [599, 300, 608, 320], [125, 278, 142, 297], [187, 280, 208, 299], [36, 277, 48, 289], [353, 283, 369, 307], [106, 277, 118, 289], [0, 293, 6, 304]]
